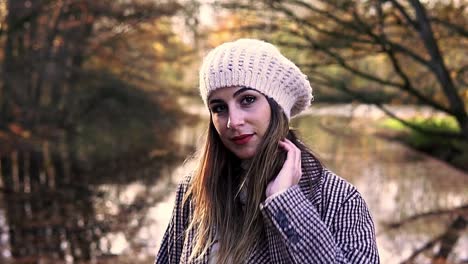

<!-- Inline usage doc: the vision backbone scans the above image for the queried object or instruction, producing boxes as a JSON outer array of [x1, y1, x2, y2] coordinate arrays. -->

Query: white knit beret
[[199, 38, 313, 119]]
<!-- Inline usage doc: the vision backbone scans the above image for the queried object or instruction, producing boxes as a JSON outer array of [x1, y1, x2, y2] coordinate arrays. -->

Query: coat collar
[[189, 151, 324, 264], [299, 150, 323, 211]]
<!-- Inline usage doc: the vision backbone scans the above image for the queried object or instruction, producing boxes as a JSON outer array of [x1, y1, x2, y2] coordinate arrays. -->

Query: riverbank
[[302, 104, 468, 172], [178, 97, 467, 172], [302, 104, 467, 172], [375, 118, 468, 172], [179, 96, 449, 120]]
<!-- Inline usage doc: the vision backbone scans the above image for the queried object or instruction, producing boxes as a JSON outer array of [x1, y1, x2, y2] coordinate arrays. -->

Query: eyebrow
[[233, 86, 255, 97], [208, 98, 223, 105], [208, 86, 255, 105]]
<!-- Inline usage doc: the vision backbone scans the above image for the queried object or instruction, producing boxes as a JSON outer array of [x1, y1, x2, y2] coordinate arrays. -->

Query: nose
[[227, 108, 244, 129]]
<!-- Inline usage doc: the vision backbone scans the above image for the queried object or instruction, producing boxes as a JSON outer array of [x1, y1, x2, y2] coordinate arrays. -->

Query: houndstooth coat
[[155, 151, 380, 263]]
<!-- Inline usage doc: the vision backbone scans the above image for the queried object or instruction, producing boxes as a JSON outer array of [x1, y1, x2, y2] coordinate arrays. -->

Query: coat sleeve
[[260, 184, 379, 263], [155, 176, 192, 264]]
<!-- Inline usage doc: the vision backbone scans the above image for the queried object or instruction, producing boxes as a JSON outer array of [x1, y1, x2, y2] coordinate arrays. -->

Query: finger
[[279, 140, 296, 161], [278, 139, 292, 151], [291, 141, 301, 173], [283, 139, 302, 179], [278, 141, 295, 173], [279, 142, 296, 168], [279, 139, 297, 152], [283, 139, 300, 161]]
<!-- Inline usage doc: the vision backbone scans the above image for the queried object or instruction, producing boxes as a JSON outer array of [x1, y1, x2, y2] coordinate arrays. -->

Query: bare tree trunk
[[0, 138, 99, 261], [433, 216, 466, 263], [2, 0, 94, 129], [231, 0, 468, 140], [2, 0, 31, 123], [408, 0, 468, 139]]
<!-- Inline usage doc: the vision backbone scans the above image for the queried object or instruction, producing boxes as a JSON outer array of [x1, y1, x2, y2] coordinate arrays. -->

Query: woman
[[156, 39, 379, 263]]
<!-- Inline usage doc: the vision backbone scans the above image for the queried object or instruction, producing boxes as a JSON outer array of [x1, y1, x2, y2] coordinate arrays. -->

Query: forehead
[[208, 86, 260, 101]]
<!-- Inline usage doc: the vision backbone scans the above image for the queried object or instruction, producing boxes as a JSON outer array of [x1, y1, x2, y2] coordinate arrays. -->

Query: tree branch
[[400, 233, 442, 264], [374, 2, 453, 115], [399, 215, 466, 264], [387, 0, 419, 30], [288, 32, 453, 114], [409, 0, 467, 125], [270, 1, 374, 45], [430, 17, 468, 38], [261, 1, 450, 113], [385, 204, 468, 229], [286, 0, 366, 34], [310, 70, 464, 138]]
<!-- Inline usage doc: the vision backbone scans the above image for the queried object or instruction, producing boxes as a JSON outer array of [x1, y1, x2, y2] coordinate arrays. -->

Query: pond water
[[0, 107, 467, 263], [292, 115, 467, 263]]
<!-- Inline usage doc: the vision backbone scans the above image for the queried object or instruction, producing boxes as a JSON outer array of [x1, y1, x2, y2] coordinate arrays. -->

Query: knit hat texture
[[199, 38, 313, 119]]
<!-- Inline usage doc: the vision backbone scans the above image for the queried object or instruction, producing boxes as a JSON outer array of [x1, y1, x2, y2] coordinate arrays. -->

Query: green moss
[[381, 116, 459, 133], [380, 116, 467, 171], [380, 118, 408, 131]]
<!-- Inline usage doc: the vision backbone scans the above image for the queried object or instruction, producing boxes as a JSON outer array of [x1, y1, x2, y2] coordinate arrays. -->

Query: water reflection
[[293, 115, 468, 263], [0, 121, 189, 263], [0, 141, 98, 262], [1, 113, 466, 263]]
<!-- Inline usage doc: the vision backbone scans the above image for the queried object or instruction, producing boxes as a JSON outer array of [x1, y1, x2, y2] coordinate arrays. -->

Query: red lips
[[231, 134, 254, 145]]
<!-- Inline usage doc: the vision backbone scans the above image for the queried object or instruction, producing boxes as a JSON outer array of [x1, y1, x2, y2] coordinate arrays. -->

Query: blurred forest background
[[0, 0, 466, 263]]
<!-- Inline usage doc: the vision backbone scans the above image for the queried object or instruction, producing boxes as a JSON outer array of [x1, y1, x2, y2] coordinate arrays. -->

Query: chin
[[223, 142, 258, 160], [232, 149, 256, 160]]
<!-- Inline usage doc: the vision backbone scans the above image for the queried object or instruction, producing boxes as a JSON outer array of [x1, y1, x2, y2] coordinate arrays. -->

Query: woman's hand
[[265, 138, 302, 199]]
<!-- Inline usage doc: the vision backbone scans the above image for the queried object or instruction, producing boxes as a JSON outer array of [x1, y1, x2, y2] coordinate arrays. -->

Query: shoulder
[[299, 151, 362, 202], [322, 169, 356, 194], [179, 173, 193, 190], [323, 169, 360, 197], [321, 169, 364, 206], [173, 173, 193, 201], [168, 173, 195, 229]]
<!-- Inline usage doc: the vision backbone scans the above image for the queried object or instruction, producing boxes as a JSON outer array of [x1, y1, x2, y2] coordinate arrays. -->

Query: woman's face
[[208, 86, 271, 160]]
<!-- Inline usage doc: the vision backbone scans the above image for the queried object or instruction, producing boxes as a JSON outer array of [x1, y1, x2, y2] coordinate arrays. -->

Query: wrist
[[265, 187, 289, 200]]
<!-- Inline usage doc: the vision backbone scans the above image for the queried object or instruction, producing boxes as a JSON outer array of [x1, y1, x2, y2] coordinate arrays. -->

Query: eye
[[241, 95, 256, 105], [210, 104, 227, 114]]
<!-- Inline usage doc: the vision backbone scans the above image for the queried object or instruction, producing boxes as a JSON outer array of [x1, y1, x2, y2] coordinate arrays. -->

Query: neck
[[240, 159, 251, 170]]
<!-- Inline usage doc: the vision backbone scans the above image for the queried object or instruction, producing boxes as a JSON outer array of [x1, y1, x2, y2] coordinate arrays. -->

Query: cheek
[[211, 117, 225, 135], [260, 107, 272, 134], [260, 118, 270, 136]]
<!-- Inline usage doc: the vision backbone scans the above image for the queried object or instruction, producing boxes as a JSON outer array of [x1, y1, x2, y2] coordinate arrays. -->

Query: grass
[[380, 116, 468, 171]]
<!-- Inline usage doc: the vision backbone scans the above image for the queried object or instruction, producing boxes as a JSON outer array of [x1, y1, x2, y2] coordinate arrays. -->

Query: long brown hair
[[185, 97, 310, 263]]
